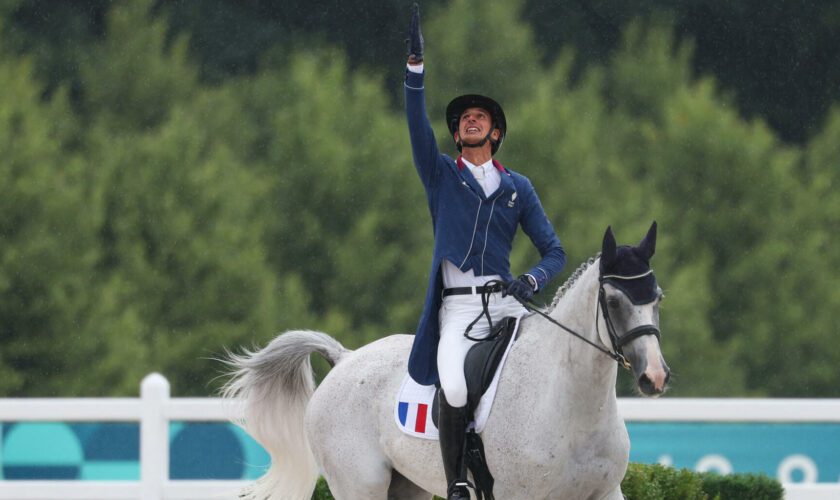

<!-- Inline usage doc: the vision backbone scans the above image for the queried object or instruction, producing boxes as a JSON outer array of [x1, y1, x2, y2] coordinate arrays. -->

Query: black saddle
[[432, 316, 519, 428]]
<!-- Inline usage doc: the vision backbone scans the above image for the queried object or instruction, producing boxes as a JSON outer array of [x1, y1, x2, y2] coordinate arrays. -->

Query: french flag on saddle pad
[[398, 402, 434, 435], [394, 378, 439, 439]]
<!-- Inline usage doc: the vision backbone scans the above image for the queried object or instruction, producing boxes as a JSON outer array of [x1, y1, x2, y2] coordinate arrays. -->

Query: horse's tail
[[221, 330, 350, 500]]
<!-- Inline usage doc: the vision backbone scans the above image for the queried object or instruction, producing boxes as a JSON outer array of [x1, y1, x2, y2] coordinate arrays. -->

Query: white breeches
[[437, 293, 527, 408]]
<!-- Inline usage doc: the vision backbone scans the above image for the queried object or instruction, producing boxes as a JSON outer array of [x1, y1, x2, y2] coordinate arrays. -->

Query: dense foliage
[[0, 0, 838, 397], [5, 1, 839, 143], [621, 463, 708, 500], [623, 463, 783, 500], [311, 465, 784, 500], [699, 469, 785, 500]]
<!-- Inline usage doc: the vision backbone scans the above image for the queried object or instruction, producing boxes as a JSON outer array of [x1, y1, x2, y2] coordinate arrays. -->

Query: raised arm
[[405, 3, 441, 190]]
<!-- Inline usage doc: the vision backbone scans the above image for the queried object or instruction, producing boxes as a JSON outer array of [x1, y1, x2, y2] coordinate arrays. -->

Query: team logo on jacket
[[508, 192, 517, 208]]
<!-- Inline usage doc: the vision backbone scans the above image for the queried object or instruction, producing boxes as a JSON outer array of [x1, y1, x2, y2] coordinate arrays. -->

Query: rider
[[404, 5, 566, 499]]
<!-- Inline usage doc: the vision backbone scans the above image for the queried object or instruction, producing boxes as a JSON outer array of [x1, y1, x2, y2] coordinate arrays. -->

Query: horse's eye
[[607, 297, 621, 308]]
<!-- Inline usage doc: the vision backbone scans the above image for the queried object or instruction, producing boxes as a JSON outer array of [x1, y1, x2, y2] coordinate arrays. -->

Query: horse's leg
[[306, 358, 394, 499], [308, 419, 395, 500], [388, 469, 434, 500], [303, 334, 435, 499], [319, 460, 391, 500]]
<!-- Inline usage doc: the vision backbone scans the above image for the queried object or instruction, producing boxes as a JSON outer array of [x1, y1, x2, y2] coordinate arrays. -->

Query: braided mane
[[547, 254, 600, 313]]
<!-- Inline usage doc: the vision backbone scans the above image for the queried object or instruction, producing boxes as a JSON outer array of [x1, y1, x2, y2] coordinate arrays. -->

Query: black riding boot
[[438, 391, 471, 500]]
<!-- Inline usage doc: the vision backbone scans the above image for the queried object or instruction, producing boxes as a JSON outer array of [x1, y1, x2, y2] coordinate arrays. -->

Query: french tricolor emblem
[[394, 377, 440, 439], [398, 401, 431, 434]]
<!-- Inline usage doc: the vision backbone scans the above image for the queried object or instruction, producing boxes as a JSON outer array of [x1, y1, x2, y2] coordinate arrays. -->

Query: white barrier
[[0, 373, 838, 499], [0, 373, 246, 500]]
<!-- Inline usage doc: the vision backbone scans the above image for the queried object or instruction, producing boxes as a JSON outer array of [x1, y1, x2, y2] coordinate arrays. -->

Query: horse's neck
[[545, 260, 617, 403], [549, 262, 601, 338]]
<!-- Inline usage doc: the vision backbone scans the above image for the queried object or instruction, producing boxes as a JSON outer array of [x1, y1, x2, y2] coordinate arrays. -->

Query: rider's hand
[[406, 3, 424, 64], [503, 275, 536, 303]]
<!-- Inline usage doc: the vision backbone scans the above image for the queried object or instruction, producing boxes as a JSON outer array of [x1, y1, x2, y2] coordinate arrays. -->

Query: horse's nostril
[[638, 372, 666, 395], [664, 371, 671, 385], [638, 374, 654, 392]]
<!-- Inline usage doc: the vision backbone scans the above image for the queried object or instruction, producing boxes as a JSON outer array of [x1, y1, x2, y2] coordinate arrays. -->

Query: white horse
[[223, 223, 670, 500]]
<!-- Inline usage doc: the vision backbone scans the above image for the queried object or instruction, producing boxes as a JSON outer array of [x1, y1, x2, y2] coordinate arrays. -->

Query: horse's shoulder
[[502, 315, 562, 367]]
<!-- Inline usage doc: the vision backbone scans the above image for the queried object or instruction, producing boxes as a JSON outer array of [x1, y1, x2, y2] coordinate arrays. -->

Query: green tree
[[69, 0, 294, 395], [1, 0, 839, 399], [601, 23, 800, 395], [423, 0, 543, 115], [235, 50, 431, 346], [0, 46, 97, 396], [498, 21, 800, 395], [733, 107, 840, 396], [83, 109, 287, 395], [78, 0, 198, 131]]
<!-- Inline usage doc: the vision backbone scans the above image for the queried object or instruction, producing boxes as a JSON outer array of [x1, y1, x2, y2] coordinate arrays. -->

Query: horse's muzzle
[[638, 368, 669, 396]]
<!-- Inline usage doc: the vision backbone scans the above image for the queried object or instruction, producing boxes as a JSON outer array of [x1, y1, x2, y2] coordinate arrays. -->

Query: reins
[[462, 280, 506, 341], [461, 278, 634, 370], [521, 291, 631, 370]]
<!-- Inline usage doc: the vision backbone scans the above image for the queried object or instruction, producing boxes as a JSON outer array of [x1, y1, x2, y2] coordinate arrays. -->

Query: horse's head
[[598, 222, 670, 396]]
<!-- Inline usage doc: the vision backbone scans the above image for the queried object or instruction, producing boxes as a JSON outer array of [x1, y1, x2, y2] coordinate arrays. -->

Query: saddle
[[431, 316, 520, 428]]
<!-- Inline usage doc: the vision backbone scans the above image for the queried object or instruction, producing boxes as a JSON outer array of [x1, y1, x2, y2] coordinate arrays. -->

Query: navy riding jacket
[[405, 69, 566, 385]]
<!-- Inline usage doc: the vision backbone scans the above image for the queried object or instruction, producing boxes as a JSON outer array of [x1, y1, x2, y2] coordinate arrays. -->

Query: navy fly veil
[[599, 222, 659, 304]]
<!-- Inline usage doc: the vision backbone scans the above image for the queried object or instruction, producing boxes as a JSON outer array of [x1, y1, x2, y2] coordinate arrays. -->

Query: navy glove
[[406, 3, 424, 63], [504, 275, 536, 302]]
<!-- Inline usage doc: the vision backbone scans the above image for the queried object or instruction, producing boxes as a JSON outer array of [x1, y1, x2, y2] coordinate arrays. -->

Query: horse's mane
[[547, 253, 600, 313]]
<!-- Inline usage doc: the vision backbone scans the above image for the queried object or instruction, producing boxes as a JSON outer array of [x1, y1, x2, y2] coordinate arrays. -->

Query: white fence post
[[140, 373, 170, 500]]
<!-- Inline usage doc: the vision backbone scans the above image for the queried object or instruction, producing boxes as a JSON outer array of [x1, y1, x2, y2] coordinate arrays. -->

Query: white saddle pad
[[394, 316, 521, 440]]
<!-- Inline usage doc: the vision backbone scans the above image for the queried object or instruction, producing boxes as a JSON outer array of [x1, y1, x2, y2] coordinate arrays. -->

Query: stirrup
[[448, 479, 472, 499]]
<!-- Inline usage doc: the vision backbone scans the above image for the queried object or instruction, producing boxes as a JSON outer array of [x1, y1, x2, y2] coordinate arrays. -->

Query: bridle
[[595, 270, 661, 369], [466, 271, 661, 370]]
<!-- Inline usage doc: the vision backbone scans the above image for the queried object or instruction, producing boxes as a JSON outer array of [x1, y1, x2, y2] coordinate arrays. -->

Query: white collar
[[461, 157, 494, 172]]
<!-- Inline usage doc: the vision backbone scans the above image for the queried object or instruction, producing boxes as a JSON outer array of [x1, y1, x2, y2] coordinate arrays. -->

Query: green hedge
[[311, 463, 783, 500], [697, 468, 785, 500], [621, 463, 708, 499]]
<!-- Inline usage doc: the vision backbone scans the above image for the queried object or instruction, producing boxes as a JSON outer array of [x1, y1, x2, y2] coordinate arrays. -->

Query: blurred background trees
[[0, 0, 838, 397]]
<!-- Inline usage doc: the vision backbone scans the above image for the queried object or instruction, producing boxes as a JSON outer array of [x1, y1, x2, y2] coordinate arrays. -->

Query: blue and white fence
[[620, 399, 840, 500], [0, 374, 253, 499], [1, 373, 838, 499]]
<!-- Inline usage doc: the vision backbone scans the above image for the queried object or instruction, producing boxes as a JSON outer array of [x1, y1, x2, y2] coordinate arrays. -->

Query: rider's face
[[455, 107, 499, 143]]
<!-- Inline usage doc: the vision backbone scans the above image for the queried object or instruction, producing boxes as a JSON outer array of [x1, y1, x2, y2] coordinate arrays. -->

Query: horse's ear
[[638, 221, 657, 260], [601, 226, 617, 270]]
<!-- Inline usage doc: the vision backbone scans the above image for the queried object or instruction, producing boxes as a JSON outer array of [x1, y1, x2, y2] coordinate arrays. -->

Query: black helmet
[[445, 94, 507, 155]]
